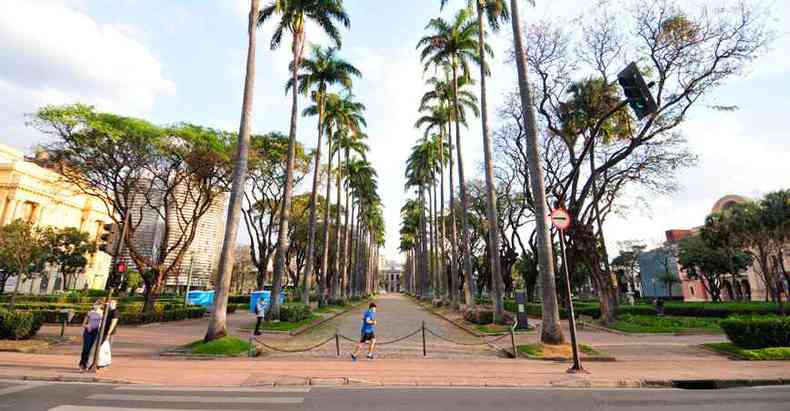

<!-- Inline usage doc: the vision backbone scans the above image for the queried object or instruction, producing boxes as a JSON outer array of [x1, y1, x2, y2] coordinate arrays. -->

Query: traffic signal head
[[98, 223, 116, 254], [618, 62, 658, 120]]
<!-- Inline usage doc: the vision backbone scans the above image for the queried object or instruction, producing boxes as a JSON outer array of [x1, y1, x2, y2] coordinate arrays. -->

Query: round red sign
[[550, 209, 571, 230]]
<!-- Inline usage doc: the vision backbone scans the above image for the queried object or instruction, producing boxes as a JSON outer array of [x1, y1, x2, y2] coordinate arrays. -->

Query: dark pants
[[80, 329, 98, 368], [254, 317, 263, 335]]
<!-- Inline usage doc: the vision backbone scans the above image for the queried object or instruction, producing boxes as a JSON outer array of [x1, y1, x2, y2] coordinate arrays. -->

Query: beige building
[[0, 144, 113, 292]]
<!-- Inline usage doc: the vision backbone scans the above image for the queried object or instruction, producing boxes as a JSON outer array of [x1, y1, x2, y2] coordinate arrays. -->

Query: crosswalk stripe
[[0, 382, 44, 396], [86, 394, 304, 404], [50, 407, 262, 411], [114, 385, 310, 393]]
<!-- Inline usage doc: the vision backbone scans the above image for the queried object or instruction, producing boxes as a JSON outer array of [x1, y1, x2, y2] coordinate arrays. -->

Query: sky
[[1, 0, 789, 263]]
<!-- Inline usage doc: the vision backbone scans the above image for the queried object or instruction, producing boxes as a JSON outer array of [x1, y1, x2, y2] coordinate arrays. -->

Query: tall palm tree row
[[295, 45, 361, 306], [417, 8, 483, 309], [259, 0, 351, 319], [206, 0, 260, 341]]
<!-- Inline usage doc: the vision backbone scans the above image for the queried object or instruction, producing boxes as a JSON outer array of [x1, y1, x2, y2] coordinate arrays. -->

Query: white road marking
[[86, 393, 304, 404], [114, 385, 310, 393], [0, 382, 44, 396], [50, 407, 262, 411]]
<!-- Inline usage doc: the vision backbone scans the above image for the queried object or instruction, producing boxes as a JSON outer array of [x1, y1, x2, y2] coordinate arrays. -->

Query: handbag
[[97, 340, 112, 368]]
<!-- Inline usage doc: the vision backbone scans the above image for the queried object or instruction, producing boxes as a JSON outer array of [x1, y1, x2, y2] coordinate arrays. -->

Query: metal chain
[[338, 328, 422, 346], [424, 328, 490, 346], [253, 335, 336, 353]]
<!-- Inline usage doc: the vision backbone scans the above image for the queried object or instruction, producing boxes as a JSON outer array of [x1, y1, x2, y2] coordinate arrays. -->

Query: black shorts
[[360, 331, 375, 343]]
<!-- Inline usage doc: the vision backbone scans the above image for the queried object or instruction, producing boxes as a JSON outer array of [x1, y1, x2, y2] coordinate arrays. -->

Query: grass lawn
[[242, 314, 323, 332], [182, 337, 252, 357], [314, 305, 346, 315], [705, 343, 790, 360], [517, 343, 599, 359], [474, 323, 511, 335], [609, 314, 722, 334]]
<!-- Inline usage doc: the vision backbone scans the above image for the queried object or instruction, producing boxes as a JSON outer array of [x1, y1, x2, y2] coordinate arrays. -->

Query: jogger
[[351, 303, 377, 361]]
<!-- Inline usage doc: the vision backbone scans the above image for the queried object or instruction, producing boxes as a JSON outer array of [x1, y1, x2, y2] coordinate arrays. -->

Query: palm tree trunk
[[272, 31, 306, 320], [301, 91, 326, 306], [419, 188, 430, 298], [428, 180, 436, 298], [318, 126, 334, 308], [447, 121, 459, 308], [205, 0, 259, 341], [508, 0, 564, 343], [342, 148, 352, 299], [331, 146, 343, 301], [348, 202, 357, 297], [476, 4, 505, 324], [438, 129, 447, 302], [452, 65, 475, 310]]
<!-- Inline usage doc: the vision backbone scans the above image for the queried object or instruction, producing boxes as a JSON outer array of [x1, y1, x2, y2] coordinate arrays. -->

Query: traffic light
[[98, 223, 116, 254], [617, 62, 657, 120]]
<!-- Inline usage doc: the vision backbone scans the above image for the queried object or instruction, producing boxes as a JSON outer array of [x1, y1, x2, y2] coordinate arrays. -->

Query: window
[[690, 286, 695, 296]]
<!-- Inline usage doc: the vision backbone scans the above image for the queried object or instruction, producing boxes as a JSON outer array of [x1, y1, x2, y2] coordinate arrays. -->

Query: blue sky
[[2, 0, 789, 262]]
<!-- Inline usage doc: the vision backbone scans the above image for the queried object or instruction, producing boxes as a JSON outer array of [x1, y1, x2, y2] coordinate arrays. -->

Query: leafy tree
[[259, 0, 351, 321], [34, 104, 231, 313], [44, 227, 96, 291], [0, 220, 50, 306], [125, 270, 142, 296], [678, 234, 751, 303]]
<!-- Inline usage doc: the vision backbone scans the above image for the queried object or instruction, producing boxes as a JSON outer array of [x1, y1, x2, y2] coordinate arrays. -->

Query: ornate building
[[0, 144, 113, 291]]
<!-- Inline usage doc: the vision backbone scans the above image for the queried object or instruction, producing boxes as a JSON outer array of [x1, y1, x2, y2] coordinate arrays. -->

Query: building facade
[[380, 260, 403, 293], [641, 195, 786, 302], [0, 144, 113, 292], [117, 181, 228, 291]]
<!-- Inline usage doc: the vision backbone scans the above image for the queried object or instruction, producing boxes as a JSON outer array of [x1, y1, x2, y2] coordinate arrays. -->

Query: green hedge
[[720, 316, 790, 349], [280, 303, 311, 323], [228, 296, 249, 305], [0, 309, 43, 340], [116, 307, 207, 325], [506, 300, 785, 320]]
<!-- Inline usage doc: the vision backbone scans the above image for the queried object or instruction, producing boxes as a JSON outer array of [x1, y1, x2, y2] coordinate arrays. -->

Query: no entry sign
[[551, 209, 571, 230]]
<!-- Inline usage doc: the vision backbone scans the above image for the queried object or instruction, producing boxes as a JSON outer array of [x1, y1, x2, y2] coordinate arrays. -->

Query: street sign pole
[[551, 208, 586, 374]]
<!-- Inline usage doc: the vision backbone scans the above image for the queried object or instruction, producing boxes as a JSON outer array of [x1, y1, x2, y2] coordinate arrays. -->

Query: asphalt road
[[1, 380, 789, 411]]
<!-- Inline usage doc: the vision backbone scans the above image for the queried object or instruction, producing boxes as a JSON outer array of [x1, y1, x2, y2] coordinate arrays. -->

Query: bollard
[[421, 321, 426, 357], [335, 329, 341, 357], [510, 324, 518, 359]]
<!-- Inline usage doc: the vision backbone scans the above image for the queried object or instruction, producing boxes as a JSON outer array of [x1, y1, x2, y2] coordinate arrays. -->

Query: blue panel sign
[[187, 290, 215, 307]]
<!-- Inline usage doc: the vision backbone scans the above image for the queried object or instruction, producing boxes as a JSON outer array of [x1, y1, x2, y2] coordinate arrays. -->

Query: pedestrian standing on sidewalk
[[254, 297, 267, 336], [79, 300, 103, 372], [97, 299, 119, 370], [351, 303, 377, 361]]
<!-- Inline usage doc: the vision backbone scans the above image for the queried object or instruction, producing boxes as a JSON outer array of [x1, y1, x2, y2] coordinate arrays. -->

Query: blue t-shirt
[[361, 310, 375, 334]]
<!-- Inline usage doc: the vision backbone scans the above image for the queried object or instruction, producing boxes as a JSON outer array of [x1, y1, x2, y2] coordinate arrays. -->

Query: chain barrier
[[253, 335, 336, 353]]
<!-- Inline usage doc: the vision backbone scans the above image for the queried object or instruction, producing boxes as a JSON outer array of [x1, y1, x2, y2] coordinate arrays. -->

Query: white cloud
[[0, 0, 175, 149]]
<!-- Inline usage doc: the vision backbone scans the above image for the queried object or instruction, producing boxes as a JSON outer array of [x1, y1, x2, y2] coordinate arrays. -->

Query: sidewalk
[[1, 294, 788, 388], [0, 352, 789, 388]]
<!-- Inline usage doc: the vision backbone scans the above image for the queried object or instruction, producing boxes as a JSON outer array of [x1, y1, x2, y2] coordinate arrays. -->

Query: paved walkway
[[260, 294, 499, 359]]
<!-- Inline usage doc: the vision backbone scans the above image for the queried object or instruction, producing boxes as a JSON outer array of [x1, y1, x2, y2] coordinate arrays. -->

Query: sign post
[[550, 208, 586, 374]]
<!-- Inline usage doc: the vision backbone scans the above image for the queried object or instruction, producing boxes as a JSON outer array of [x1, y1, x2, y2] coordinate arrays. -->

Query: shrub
[[0, 309, 42, 340], [280, 303, 311, 323], [464, 309, 493, 325], [720, 316, 790, 349]]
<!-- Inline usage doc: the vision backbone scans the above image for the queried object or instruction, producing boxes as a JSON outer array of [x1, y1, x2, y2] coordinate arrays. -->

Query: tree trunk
[[438, 128, 448, 303], [452, 64, 475, 310], [342, 148, 352, 299], [271, 30, 305, 320], [476, 5, 505, 324], [447, 120, 460, 308], [508, 0, 565, 344], [205, 0, 259, 342], [331, 144, 343, 301], [301, 91, 326, 305], [319, 125, 335, 307], [428, 180, 436, 298], [419, 188, 430, 298]]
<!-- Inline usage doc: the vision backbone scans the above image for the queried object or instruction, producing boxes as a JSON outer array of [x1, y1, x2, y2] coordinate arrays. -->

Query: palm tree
[[297, 45, 361, 306], [507, 0, 565, 343], [321, 93, 366, 301], [206, 0, 260, 342], [441, 0, 509, 323], [259, 0, 350, 319], [406, 138, 439, 297], [417, 9, 484, 309]]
